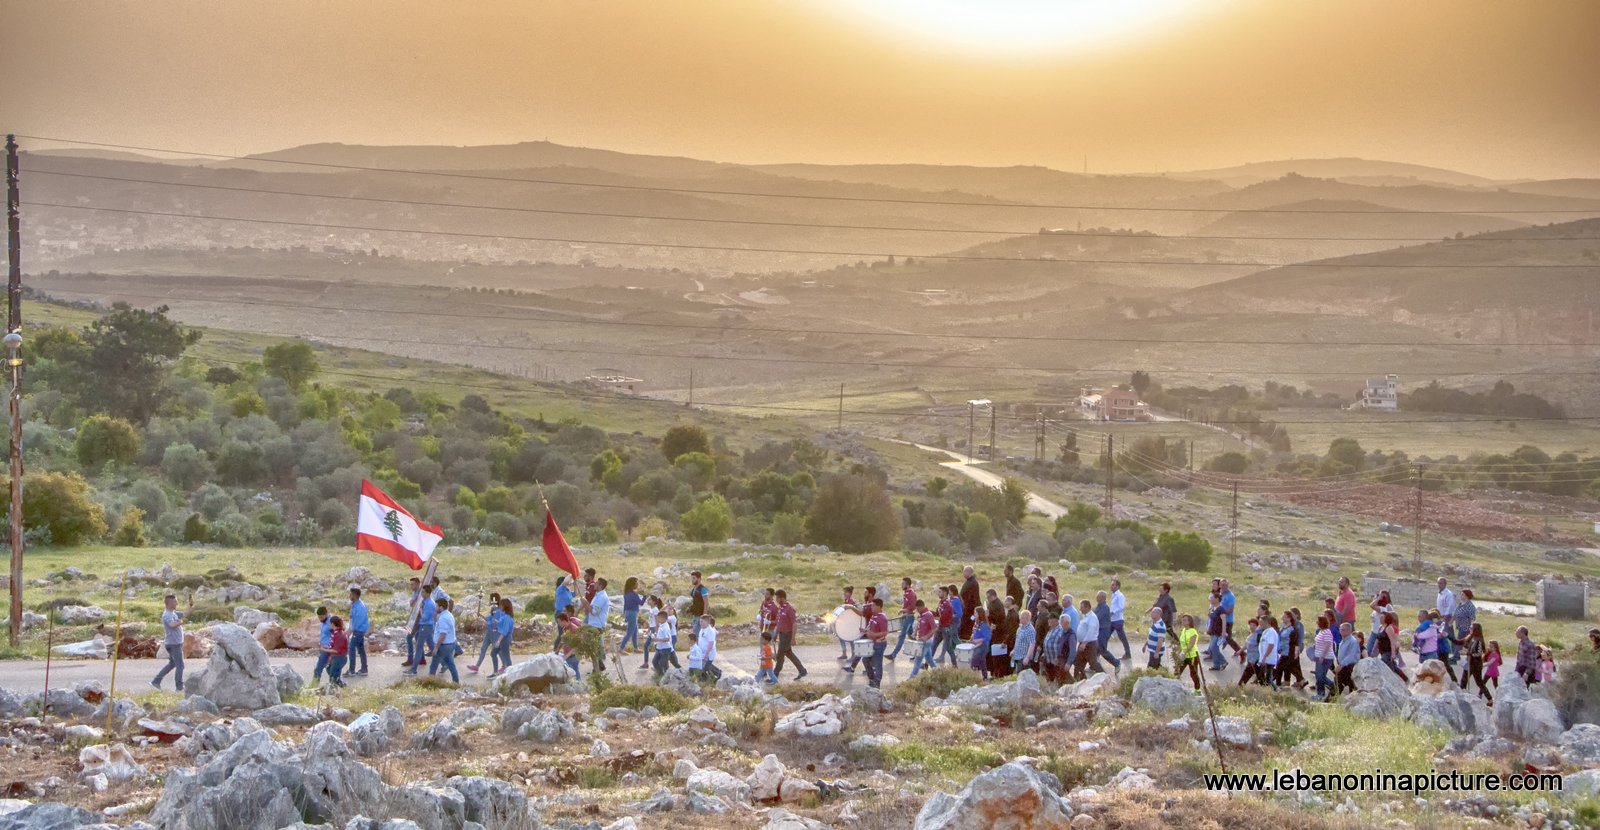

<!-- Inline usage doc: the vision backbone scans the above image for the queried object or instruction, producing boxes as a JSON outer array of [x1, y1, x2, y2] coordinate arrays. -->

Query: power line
[[27, 168, 1600, 244], [30, 201, 1600, 270], [33, 286, 1600, 375], [21, 134, 1600, 216], [32, 280, 1600, 353]]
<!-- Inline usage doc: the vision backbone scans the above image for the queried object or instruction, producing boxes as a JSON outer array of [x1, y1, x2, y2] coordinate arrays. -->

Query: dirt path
[[907, 442, 1069, 520]]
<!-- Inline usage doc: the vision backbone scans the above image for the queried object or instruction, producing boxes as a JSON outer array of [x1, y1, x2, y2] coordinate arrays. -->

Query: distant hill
[[1177, 219, 1600, 344], [1192, 199, 1524, 240], [1504, 179, 1600, 201], [1162, 158, 1502, 188], [1166, 174, 1600, 227]]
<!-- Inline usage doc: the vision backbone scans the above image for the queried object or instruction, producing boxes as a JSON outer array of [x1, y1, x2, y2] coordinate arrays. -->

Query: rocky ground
[[0, 617, 1596, 830]]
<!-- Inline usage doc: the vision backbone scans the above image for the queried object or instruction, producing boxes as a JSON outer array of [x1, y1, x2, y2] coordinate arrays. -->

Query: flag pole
[[104, 570, 128, 739]]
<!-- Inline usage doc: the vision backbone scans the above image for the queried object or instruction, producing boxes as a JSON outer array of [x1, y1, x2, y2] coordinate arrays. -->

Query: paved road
[[907, 443, 1069, 520], [0, 641, 941, 695]]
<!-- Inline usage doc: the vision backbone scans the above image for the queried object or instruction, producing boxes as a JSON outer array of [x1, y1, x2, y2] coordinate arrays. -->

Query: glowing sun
[[819, 0, 1222, 55]]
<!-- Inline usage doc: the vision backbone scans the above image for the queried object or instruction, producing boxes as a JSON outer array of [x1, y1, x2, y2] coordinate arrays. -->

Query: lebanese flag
[[356, 480, 443, 570], [540, 510, 582, 582]]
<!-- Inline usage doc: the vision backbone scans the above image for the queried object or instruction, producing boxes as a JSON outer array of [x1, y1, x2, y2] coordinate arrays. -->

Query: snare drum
[[955, 642, 978, 659], [853, 638, 872, 650]]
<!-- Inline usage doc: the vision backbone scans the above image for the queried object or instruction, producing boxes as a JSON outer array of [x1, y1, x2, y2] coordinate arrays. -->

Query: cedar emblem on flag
[[356, 480, 443, 570]]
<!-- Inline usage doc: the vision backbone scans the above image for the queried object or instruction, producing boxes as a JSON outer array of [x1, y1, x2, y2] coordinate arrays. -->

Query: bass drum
[[831, 606, 865, 641]]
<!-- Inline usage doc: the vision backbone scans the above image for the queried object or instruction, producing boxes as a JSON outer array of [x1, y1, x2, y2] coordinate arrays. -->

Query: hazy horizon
[[4, 0, 1598, 180]]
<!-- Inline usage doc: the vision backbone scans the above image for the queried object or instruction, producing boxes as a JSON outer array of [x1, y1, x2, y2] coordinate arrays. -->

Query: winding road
[[906, 442, 1068, 520]]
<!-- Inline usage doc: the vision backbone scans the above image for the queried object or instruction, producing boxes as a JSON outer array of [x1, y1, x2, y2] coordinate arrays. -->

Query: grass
[[890, 666, 979, 705], [589, 684, 689, 715]]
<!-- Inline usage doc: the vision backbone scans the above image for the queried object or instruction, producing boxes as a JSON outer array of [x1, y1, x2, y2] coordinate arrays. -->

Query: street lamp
[[966, 399, 990, 463], [5, 331, 20, 647]]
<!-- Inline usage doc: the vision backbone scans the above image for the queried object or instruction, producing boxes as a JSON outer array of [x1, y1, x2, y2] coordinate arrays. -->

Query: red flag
[[541, 510, 582, 581]]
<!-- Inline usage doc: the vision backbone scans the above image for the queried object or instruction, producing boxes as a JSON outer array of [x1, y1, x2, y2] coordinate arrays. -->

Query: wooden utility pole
[[967, 403, 976, 463], [1034, 413, 1046, 462], [1105, 434, 1115, 513], [836, 383, 844, 431], [1413, 463, 1424, 577], [6, 135, 21, 648], [1230, 481, 1239, 565], [988, 404, 996, 462], [687, 368, 694, 408]]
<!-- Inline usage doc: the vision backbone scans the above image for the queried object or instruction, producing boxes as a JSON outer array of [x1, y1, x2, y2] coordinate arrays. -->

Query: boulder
[[1342, 658, 1410, 718], [281, 618, 323, 651], [1403, 691, 1493, 735], [747, 754, 819, 804], [234, 607, 281, 631], [443, 776, 534, 829], [914, 761, 1073, 830], [1408, 659, 1451, 698], [57, 605, 110, 625], [659, 668, 704, 697], [1512, 698, 1565, 745], [494, 654, 574, 696], [1059, 673, 1114, 702], [1561, 724, 1600, 767], [1563, 769, 1600, 801], [0, 688, 22, 719], [681, 706, 726, 736], [0, 803, 103, 830], [1107, 766, 1155, 791], [1493, 675, 1533, 737], [683, 762, 751, 804], [79, 742, 146, 782], [1129, 676, 1198, 714], [254, 624, 286, 651], [763, 808, 833, 830], [254, 704, 322, 727], [184, 622, 282, 711], [28, 686, 98, 719], [95, 697, 147, 731], [411, 720, 464, 752], [775, 695, 848, 738], [178, 695, 220, 717], [944, 672, 1043, 709], [139, 717, 193, 743], [183, 632, 212, 659], [51, 636, 108, 659], [686, 790, 731, 815], [1200, 717, 1253, 747], [516, 709, 576, 744], [273, 664, 306, 699]]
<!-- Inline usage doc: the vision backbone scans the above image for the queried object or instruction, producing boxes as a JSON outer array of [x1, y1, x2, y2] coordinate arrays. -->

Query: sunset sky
[[3, 0, 1597, 179]]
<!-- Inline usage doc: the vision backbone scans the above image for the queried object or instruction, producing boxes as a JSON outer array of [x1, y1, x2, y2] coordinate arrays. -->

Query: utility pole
[[6, 134, 21, 647], [687, 368, 694, 408], [1105, 434, 1115, 513], [1034, 413, 1045, 462], [836, 383, 844, 431], [1413, 463, 1424, 577], [967, 403, 976, 463], [1230, 481, 1239, 566], [988, 404, 996, 463]]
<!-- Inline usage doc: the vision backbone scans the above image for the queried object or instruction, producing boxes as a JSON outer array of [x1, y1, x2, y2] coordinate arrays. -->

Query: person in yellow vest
[[1175, 613, 1202, 691]]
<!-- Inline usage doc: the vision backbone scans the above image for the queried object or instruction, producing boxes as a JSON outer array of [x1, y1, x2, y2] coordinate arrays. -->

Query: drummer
[[887, 577, 918, 662], [837, 585, 860, 662]]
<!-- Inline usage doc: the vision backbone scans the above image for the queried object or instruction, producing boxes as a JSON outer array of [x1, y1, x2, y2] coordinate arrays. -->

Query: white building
[[1354, 374, 1399, 411]]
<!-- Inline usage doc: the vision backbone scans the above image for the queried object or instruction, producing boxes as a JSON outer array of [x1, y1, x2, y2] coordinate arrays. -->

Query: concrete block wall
[[1537, 580, 1588, 620]]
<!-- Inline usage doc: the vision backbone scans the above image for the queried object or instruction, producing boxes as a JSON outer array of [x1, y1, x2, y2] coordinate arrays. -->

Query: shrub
[[806, 472, 900, 553], [1158, 531, 1213, 572], [1549, 653, 1600, 729], [111, 506, 148, 547], [209, 513, 258, 547], [18, 471, 107, 545], [1013, 530, 1058, 560], [771, 681, 837, 703], [315, 498, 352, 532], [769, 512, 806, 546], [589, 684, 689, 715], [892, 666, 978, 705], [128, 479, 170, 521], [964, 512, 994, 552], [74, 414, 140, 469], [182, 513, 209, 543], [1204, 451, 1250, 474], [262, 340, 319, 390], [680, 494, 733, 542], [902, 526, 950, 555], [659, 425, 711, 462], [1055, 502, 1101, 532], [484, 511, 528, 542], [160, 442, 214, 490]]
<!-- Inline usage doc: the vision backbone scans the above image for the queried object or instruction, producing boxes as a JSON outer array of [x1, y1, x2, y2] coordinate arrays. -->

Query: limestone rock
[[1201, 717, 1253, 747], [1059, 673, 1114, 702], [183, 632, 211, 659], [506, 706, 574, 743], [443, 776, 534, 829], [775, 695, 848, 738], [914, 761, 1073, 830], [1408, 659, 1450, 698], [184, 623, 281, 711], [1560, 724, 1600, 767], [0, 803, 104, 830], [659, 668, 704, 697], [494, 654, 574, 696], [272, 664, 305, 700], [51, 636, 108, 659], [1129, 676, 1198, 714], [1403, 690, 1493, 735], [684, 763, 750, 804], [254, 704, 321, 727], [848, 685, 891, 714], [943, 672, 1043, 709], [254, 624, 286, 651], [764, 808, 833, 830], [58, 605, 110, 625], [1342, 658, 1410, 718], [79, 742, 145, 782], [234, 607, 281, 631], [411, 720, 464, 752], [281, 618, 323, 651], [1512, 698, 1565, 745]]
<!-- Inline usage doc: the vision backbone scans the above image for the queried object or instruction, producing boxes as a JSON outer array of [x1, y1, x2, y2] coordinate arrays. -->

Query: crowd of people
[[142, 561, 1573, 701]]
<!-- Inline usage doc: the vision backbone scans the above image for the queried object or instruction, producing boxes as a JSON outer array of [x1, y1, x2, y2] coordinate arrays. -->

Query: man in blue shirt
[[348, 588, 370, 677], [945, 587, 964, 667], [407, 582, 441, 675], [311, 606, 332, 686], [1220, 579, 1242, 660], [1093, 592, 1121, 674], [429, 598, 459, 683], [554, 576, 576, 653], [403, 577, 423, 668], [586, 577, 611, 673]]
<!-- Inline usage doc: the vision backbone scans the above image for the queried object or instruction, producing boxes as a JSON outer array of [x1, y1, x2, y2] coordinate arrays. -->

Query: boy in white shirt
[[698, 615, 722, 681], [665, 606, 682, 668], [651, 611, 675, 680], [686, 632, 706, 680]]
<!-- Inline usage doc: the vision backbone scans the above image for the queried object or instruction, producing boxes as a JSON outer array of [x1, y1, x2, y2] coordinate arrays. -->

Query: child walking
[[324, 616, 349, 688], [755, 631, 778, 684]]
